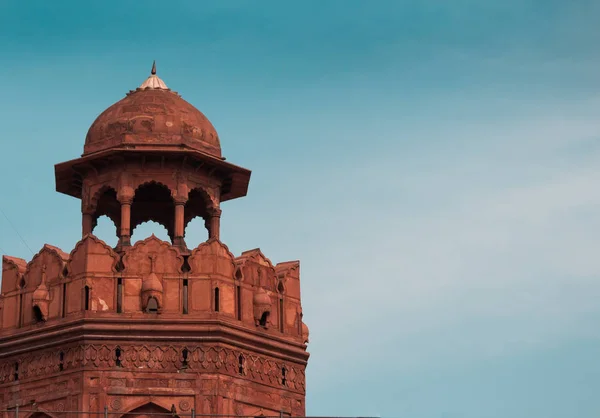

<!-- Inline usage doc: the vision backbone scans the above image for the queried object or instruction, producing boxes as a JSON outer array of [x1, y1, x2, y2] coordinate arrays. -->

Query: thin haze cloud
[[1, 1, 600, 417]]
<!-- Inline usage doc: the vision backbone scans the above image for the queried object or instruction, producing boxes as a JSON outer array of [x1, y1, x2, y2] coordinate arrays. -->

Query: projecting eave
[[54, 147, 251, 203]]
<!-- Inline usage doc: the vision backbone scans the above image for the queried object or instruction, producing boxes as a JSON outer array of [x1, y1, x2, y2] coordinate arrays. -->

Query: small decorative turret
[[141, 253, 163, 312], [32, 264, 50, 321], [253, 288, 271, 327]]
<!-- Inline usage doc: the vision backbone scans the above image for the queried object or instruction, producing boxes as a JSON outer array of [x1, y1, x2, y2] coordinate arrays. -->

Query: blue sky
[[2, 1, 600, 416]]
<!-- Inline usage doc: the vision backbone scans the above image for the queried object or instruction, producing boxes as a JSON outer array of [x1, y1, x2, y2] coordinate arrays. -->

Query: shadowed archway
[[27, 412, 56, 418], [121, 402, 178, 418]]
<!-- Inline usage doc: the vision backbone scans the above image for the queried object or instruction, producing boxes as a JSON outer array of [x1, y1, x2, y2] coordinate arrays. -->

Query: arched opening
[[29, 413, 55, 418], [93, 215, 118, 248], [259, 311, 269, 327], [131, 182, 175, 243], [146, 297, 159, 313], [122, 402, 178, 418], [184, 188, 212, 248], [92, 187, 120, 245], [33, 305, 44, 323], [131, 220, 171, 245], [214, 287, 220, 312]]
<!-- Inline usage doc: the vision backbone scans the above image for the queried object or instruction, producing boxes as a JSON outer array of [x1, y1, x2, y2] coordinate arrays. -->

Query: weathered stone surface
[[0, 66, 309, 417]]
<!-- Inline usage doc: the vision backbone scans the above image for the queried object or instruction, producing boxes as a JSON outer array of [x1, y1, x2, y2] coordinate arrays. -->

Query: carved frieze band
[[0, 344, 305, 393]]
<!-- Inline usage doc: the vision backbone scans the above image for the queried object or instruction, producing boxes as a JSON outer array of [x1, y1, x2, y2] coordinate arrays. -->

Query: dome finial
[[139, 61, 168, 90]]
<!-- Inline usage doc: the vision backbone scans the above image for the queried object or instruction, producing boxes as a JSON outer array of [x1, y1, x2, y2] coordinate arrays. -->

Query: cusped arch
[[2, 256, 27, 293], [131, 181, 176, 241], [188, 238, 236, 277], [235, 249, 277, 289], [184, 186, 218, 228], [67, 234, 120, 277], [122, 235, 184, 275], [132, 179, 174, 195], [240, 248, 275, 269], [24, 245, 68, 289], [89, 185, 121, 231]]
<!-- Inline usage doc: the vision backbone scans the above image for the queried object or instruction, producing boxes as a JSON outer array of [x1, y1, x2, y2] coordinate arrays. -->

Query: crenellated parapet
[[0, 236, 308, 347]]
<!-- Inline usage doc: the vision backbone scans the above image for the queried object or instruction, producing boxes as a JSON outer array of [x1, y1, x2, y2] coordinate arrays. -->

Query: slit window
[[62, 283, 67, 317], [236, 285, 241, 320], [279, 298, 284, 332], [14, 362, 19, 381], [18, 293, 23, 328], [238, 354, 245, 374], [182, 348, 189, 368], [84, 285, 90, 311], [59, 351, 64, 371], [116, 278, 123, 313], [214, 287, 220, 312], [115, 347, 122, 367], [183, 279, 188, 314], [281, 367, 287, 386]]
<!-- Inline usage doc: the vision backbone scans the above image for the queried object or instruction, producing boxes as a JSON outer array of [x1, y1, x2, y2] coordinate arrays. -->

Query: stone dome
[[84, 64, 221, 157]]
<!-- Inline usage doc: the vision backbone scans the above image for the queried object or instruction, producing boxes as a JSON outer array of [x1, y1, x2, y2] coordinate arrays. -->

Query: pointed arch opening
[[131, 182, 175, 243], [33, 305, 44, 323], [146, 296, 159, 313], [121, 402, 179, 418], [184, 187, 213, 248], [93, 215, 119, 248], [259, 311, 269, 327], [91, 187, 120, 245], [131, 221, 171, 245]]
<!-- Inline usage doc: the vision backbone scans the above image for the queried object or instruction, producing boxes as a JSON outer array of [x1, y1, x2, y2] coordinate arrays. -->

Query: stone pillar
[[118, 197, 133, 249], [208, 208, 222, 240], [173, 197, 187, 250], [82, 212, 94, 237]]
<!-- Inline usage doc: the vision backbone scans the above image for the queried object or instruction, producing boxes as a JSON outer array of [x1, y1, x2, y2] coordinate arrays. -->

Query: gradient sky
[[1, 1, 600, 417]]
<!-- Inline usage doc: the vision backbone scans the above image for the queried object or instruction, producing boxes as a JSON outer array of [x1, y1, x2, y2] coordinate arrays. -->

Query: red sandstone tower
[[0, 64, 310, 417]]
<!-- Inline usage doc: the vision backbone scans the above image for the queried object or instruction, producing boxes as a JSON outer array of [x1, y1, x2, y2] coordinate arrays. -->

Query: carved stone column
[[117, 196, 133, 249], [208, 208, 222, 240], [173, 196, 187, 251], [82, 211, 94, 237]]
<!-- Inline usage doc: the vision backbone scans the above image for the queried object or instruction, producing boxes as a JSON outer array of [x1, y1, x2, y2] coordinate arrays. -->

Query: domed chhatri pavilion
[[0, 64, 310, 417]]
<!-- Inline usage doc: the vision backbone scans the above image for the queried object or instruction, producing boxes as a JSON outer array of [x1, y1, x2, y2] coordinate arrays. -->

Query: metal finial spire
[[139, 61, 168, 89]]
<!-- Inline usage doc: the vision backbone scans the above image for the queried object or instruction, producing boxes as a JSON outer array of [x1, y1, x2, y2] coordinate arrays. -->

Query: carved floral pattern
[[0, 344, 305, 393]]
